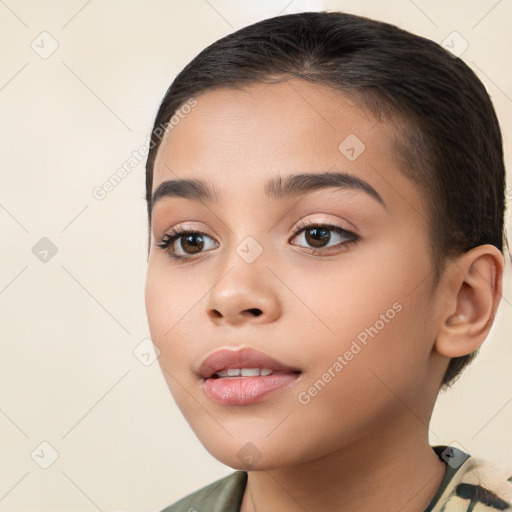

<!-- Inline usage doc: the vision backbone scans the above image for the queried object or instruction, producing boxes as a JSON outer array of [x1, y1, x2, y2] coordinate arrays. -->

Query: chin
[[190, 429, 309, 472], [208, 449, 289, 472]]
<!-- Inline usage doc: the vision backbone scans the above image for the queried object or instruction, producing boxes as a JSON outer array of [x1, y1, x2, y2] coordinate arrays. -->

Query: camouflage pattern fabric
[[432, 452, 512, 512]]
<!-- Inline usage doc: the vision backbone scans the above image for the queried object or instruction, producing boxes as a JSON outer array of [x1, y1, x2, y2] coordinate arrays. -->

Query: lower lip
[[203, 373, 299, 405]]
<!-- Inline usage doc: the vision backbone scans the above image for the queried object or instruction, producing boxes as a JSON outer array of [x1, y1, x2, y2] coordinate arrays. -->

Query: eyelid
[[155, 218, 356, 244], [154, 222, 211, 242], [156, 224, 216, 246], [289, 219, 359, 247], [156, 216, 360, 262], [290, 214, 358, 236]]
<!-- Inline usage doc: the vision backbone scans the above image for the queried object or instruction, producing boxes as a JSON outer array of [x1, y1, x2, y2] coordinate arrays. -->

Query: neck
[[241, 414, 447, 512]]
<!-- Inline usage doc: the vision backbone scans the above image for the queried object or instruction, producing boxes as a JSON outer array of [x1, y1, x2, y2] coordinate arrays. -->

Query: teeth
[[240, 368, 260, 377], [215, 368, 274, 377]]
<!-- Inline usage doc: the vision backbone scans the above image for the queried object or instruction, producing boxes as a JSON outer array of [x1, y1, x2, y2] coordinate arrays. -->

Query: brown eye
[[290, 223, 358, 253], [157, 228, 218, 260], [179, 233, 205, 254], [303, 226, 331, 248]]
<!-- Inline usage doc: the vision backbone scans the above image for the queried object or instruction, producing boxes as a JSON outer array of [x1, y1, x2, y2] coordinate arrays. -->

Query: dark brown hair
[[145, 11, 507, 389]]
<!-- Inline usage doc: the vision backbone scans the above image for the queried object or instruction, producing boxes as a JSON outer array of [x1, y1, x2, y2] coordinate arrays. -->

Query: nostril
[[246, 308, 263, 316]]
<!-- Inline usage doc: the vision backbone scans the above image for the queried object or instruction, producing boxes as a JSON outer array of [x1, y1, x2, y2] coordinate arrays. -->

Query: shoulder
[[157, 471, 248, 512], [431, 448, 512, 512]]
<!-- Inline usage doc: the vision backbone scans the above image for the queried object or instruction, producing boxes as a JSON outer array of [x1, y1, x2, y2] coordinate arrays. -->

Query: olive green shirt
[[160, 445, 512, 512]]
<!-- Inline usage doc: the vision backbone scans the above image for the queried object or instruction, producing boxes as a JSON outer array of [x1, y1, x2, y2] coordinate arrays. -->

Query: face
[[145, 79, 447, 470]]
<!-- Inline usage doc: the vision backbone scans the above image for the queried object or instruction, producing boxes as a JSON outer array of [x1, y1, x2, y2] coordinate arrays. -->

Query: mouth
[[210, 368, 286, 378], [198, 347, 302, 406]]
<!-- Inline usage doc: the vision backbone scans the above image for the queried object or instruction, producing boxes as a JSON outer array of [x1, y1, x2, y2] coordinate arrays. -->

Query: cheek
[[290, 242, 434, 398], [145, 265, 203, 414], [281, 291, 433, 464], [145, 257, 200, 338], [145, 263, 171, 343], [145, 260, 194, 366]]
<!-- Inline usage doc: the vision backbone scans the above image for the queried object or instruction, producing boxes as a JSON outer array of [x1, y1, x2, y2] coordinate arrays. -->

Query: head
[[144, 11, 505, 469]]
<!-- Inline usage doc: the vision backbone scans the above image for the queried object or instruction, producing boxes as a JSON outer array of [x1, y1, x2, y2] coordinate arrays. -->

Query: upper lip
[[198, 346, 301, 379]]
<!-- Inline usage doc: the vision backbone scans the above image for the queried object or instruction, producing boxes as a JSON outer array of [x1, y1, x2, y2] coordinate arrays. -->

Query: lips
[[198, 347, 301, 380], [198, 347, 302, 405]]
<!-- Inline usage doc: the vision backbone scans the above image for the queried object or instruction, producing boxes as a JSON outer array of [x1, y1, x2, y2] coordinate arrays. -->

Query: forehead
[[152, 79, 423, 214]]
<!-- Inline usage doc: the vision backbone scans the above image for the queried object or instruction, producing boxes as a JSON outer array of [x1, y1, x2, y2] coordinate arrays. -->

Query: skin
[[145, 78, 503, 512]]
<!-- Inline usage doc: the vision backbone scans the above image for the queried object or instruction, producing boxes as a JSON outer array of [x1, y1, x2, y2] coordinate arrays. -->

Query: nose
[[205, 258, 282, 326]]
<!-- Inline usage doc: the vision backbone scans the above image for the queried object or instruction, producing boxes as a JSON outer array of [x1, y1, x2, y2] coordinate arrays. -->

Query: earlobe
[[435, 244, 504, 358]]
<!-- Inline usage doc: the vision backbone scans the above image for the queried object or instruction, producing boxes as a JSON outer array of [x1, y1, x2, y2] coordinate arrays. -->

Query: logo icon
[[32, 237, 58, 263], [441, 31, 469, 58], [338, 134, 366, 161], [133, 338, 160, 366], [31, 32, 59, 59], [237, 442, 262, 468], [236, 236, 263, 264], [31, 441, 59, 469], [441, 441, 469, 468]]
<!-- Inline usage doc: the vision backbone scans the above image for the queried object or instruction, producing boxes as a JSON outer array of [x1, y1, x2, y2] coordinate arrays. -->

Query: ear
[[435, 244, 504, 358]]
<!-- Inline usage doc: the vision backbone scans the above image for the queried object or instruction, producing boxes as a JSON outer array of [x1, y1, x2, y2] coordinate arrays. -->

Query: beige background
[[1, 0, 511, 510]]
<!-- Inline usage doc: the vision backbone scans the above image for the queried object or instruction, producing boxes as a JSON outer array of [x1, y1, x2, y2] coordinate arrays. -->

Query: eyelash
[[155, 221, 360, 262]]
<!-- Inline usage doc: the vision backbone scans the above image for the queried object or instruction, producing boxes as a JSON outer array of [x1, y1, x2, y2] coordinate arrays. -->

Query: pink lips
[[198, 347, 301, 406]]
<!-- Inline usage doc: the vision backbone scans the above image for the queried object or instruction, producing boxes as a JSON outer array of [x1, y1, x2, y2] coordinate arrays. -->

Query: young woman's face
[[145, 79, 448, 469]]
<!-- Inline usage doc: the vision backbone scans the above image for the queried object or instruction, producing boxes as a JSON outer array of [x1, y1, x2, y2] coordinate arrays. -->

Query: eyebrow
[[151, 171, 386, 209]]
